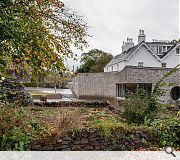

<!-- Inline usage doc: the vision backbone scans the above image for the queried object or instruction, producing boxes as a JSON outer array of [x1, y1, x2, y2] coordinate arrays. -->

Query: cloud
[[62, 0, 179, 69]]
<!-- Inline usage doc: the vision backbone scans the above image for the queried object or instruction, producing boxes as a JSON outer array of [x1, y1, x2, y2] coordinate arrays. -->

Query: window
[[167, 46, 171, 50], [116, 84, 125, 97], [138, 62, 144, 67], [111, 66, 113, 71], [158, 46, 162, 54], [161, 63, 167, 68], [170, 86, 180, 100], [156, 46, 159, 54], [176, 48, 180, 54], [162, 46, 167, 52]]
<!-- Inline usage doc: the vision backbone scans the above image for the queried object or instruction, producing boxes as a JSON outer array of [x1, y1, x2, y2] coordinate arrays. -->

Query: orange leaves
[[1, 0, 88, 76]]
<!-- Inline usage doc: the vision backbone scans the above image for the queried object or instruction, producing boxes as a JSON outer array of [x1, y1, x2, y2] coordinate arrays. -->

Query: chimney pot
[[139, 29, 142, 35], [138, 29, 146, 44]]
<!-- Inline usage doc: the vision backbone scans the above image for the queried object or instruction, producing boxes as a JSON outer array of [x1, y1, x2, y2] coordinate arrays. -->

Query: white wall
[[117, 61, 125, 71], [104, 61, 125, 72], [104, 44, 179, 73], [162, 46, 180, 68], [126, 45, 160, 67]]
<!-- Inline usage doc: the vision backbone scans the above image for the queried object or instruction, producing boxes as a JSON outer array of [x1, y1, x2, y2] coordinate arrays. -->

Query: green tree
[[0, 0, 88, 76], [77, 49, 113, 73]]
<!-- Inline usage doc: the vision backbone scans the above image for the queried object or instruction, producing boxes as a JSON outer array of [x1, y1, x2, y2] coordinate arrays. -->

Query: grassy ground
[[22, 106, 127, 136], [1, 103, 179, 150]]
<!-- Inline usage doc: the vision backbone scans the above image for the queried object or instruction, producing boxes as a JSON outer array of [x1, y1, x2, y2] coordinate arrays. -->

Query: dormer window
[[176, 48, 180, 54], [138, 62, 144, 67], [162, 46, 167, 52], [158, 46, 162, 54]]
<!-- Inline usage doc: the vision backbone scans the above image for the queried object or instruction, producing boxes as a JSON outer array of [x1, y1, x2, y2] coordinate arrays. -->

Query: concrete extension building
[[72, 66, 179, 104], [72, 30, 180, 105]]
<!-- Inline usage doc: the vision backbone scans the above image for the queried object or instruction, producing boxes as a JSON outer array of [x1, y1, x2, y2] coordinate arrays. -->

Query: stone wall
[[31, 128, 157, 151], [0, 77, 33, 106], [72, 66, 180, 103], [34, 101, 110, 108]]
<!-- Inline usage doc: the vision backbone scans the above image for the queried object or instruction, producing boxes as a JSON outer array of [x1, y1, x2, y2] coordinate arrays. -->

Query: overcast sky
[[62, 0, 179, 70]]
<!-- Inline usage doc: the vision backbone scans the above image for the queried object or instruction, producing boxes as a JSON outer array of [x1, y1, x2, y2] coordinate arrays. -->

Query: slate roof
[[105, 41, 179, 67], [105, 45, 139, 67], [157, 43, 178, 58]]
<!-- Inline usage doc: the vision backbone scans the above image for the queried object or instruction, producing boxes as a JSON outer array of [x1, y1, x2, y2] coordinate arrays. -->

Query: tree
[[77, 49, 113, 73], [0, 0, 88, 76]]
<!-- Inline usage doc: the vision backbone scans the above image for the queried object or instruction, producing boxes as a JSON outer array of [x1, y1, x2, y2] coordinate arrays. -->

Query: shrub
[[150, 116, 180, 148], [0, 102, 47, 150], [122, 65, 180, 125], [0, 103, 30, 150], [122, 87, 160, 125]]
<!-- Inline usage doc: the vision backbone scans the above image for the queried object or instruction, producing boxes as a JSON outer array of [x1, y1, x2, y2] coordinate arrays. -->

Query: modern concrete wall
[[125, 66, 180, 103], [72, 66, 180, 103], [72, 69, 127, 98]]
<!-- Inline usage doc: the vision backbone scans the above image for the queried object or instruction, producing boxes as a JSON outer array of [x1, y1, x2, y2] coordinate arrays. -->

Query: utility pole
[[55, 70, 57, 93], [72, 65, 75, 73]]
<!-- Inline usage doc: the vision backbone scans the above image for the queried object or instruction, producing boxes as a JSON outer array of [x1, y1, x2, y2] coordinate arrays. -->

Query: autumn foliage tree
[[0, 0, 88, 76]]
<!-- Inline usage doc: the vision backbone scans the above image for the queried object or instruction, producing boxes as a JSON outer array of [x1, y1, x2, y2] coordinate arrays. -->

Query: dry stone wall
[[31, 128, 157, 151], [34, 101, 110, 108], [0, 77, 33, 106]]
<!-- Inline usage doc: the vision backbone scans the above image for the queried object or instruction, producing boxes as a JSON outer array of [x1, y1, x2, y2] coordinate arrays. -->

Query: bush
[[0, 102, 47, 150], [150, 116, 180, 148], [0, 103, 30, 150], [122, 66, 180, 125], [122, 88, 159, 125]]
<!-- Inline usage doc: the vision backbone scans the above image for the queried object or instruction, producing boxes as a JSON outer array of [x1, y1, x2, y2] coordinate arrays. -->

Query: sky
[[62, 0, 179, 70]]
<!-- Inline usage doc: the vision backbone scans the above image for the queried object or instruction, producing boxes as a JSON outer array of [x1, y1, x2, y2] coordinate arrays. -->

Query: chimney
[[122, 38, 134, 52], [138, 29, 146, 44], [122, 41, 126, 52]]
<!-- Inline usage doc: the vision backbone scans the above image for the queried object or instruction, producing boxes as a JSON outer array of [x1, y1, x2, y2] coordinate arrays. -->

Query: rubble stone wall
[[31, 128, 157, 151]]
